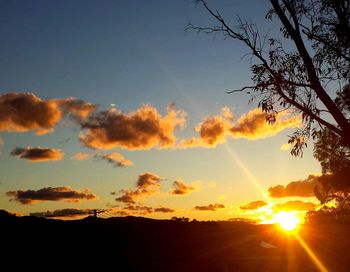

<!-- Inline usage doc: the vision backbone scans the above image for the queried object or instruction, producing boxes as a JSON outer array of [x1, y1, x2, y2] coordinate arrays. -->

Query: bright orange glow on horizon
[[275, 211, 300, 232]]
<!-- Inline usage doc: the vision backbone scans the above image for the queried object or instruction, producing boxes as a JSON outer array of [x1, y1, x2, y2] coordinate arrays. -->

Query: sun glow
[[275, 211, 300, 232]]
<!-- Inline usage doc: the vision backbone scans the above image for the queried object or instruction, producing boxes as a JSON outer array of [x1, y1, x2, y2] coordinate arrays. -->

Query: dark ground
[[1, 211, 349, 271]]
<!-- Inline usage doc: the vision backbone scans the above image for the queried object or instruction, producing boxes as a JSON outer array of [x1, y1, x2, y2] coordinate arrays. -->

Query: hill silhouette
[[1, 210, 349, 271]]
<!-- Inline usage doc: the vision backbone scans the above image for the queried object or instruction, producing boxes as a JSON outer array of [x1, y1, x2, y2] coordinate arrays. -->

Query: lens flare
[[275, 211, 300, 231]]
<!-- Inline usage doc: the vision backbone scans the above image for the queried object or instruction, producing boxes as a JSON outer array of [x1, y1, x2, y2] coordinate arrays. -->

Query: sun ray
[[294, 233, 328, 272], [223, 144, 269, 200]]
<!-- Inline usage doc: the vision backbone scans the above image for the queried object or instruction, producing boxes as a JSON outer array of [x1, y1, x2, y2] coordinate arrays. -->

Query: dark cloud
[[79, 104, 186, 150], [240, 200, 268, 211], [178, 108, 301, 148], [109, 205, 175, 216], [154, 206, 175, 213], [273, 200, 316, 211], [115, 172, 161, 203], [7, 186, 96, 204], [30, 208, 92, 218], [95, 152, 133, 167], [0, 93, 96, 135], [169, 180, 197, 195], [10, 146, 64, 162], [194, 203, 225, 211], [268, 174, 320, 198]]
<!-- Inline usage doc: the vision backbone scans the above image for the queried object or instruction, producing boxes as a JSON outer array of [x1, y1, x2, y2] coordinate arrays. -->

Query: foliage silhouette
[[189, 0, 350, 156]]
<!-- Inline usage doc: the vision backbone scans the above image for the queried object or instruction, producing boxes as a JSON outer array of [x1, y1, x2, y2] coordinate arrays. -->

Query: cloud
[[230, 108, 301, 140], [273, 200, 316, 211], [96, 152, 133, 167], [268, 174, 320, 198], [178, 107, 233, 148], [0, 92, 96, 135], [169, 180, 198, 195], [80, 104, 186, 150], [10, 147, 64, 162], [178, 107, 301, 148], [6, 186, 96, 204], [30, 208, 92, 218], [115, 172, 161, 203], [194, 203, 225, 211], [240, 200, 268, 211], [154, 206, 175, 213], [71, 152, 90, 161], [280, 143, 291, 151], [109, 204, 175, 216], [109, 204, 154, 216]]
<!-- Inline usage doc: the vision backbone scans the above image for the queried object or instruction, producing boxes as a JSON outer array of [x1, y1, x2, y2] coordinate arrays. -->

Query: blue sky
[[0, 0, 321, 220]]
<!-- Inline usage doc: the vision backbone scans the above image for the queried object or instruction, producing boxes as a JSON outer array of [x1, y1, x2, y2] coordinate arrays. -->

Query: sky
[[0, 0, 322, 221]]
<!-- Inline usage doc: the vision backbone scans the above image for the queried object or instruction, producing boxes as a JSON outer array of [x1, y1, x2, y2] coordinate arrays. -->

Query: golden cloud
[[240, 200, 268, 211], [268, 174, 320, 198], [80, 104, 186, 150], [178, 107, 301, 148], [273, 200, 316, 212]]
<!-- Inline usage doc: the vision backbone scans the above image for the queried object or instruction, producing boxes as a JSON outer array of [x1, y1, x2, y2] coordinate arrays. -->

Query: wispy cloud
[[240, 200, 268, 210], [194, 203, 225, 211], [95, 152, 133, 167], [71, 152, 90, 161]]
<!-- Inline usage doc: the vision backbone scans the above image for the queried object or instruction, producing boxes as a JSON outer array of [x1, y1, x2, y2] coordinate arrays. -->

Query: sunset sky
[[0, 0, 322, 221]]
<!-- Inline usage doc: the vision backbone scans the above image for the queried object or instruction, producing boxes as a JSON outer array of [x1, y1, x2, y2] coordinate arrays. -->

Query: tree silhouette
[[312, 87, 350, 208], [189, 0, 350, 156]]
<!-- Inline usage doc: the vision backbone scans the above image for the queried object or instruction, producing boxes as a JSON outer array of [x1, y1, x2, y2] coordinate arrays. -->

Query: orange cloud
[[96, 152, 133, 167], [240, 200, 268, 211], [0, 93, 96, 135], [169, 180, 198, 195], [178, 107, 233, 148], [194, 203, 225, 211], [230, 108, 301, 139], [80, 104, 186, 150], [71, 152, 90, 161], [10, 147, 64, 162], [7, 186, 96, 204], [115, 172, 161, 203], [268, 174, 320, 198], [273, 200, 316, 212], [178, 107, 301, 148]]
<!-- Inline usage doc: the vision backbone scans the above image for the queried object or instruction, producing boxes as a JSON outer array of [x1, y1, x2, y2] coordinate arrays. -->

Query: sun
[[275, 211, 300, 232]]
